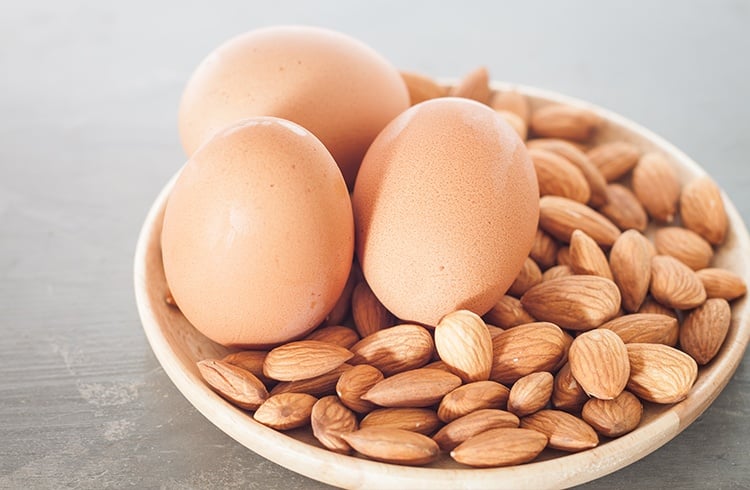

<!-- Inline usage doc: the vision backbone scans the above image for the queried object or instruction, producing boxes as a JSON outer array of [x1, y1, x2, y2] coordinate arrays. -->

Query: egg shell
[[161, 117, 354, 348], [178, 25, 410, 188], [352, 97, 539, 325]]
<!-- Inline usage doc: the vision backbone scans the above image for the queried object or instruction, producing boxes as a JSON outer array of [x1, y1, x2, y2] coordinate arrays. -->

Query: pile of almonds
[[189, 67, 747, 468]]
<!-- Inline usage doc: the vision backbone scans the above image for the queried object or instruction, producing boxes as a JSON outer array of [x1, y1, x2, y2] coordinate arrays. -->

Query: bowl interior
[[134, 82, 750, 490]]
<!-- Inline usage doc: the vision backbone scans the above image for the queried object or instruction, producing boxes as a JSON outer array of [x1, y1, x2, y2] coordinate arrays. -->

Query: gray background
[[1, 0, 748, 488]]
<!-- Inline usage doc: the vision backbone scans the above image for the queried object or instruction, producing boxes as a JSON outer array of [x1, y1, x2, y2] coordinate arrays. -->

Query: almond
[[680, 176, 728, 245], [270, 363, 352, 396], [437, 381, 511, 422], [497, 109, 528, 140], [626, 343, 698, 403], [435, 310, 494, 382], [197, 359, 269, 411], [552, 331, 575, 373], [483, 295, 536, 328], [336, 364, 384, 413], [450, 427, 547, 467], [569, 229, 613, 279], [530, 104, 602, 142], [400, 71, 444, 106], [552, 362, 589, 413], [221, 350, 274, 386], [490, 90, 530, 123], [526, 138, 608, 207], [539, 195, 621, 246], [521, 275, 621, 330], [485, 324, 506, 338], [360, 407, 442, 435], [423, 360, 452, 372], [352, 281, 394, 337], [597, 183, 648, 232], [507, 371, 554, 417], [599, 313, 679, 346], [529, 228, 559, 270], [568, 329, 630, 400], [362, 368, 462, 408], [310, 395, 358, 454], [305, 325, 360, 349], [609, 230, 654, 312], [638, 296, 677, 318], [263, 340, 354, 382], [324, 264, 359, 326], [542, 264, 574, 282], [632, 152, 681, 223], [654, 227, 713, 270], [679, 298, 731, 365], [490, 322, 566, 384], [433, 409, 520, 451], [507, 257, 543, 297], [586, 141, 640, 182], [253, 392, 317, 430], [650, 255, 707, 310], [529, 148, 591, 203], [449, 66, 491, 104], [520, 409, 599, 452], [556, 246, 572, 266], [341, 427, 440, 465], [350, 324, 434, 376], [696, 268, 747, 300], [582, 390, 642, 437]]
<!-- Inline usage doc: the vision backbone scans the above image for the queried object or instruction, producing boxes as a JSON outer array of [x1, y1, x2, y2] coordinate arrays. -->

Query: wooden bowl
[[134, 82, 750, 489]]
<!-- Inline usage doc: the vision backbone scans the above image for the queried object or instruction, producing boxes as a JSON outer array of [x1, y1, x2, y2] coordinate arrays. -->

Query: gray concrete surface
[[1, 1, 748, 488]]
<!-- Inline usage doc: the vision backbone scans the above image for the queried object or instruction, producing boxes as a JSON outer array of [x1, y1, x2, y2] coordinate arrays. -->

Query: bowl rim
[[134, 80, 750, 489]]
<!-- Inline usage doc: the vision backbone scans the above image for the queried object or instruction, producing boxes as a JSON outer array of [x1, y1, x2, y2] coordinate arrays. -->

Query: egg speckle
[[161, 117, 354, 348], [352, 97, 539, 325]]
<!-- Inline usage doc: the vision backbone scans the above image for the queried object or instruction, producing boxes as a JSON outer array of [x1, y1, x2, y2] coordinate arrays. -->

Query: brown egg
[[161, 117, 354, 348], [352, 97, 539, 325], [178, 26, 410, 188]]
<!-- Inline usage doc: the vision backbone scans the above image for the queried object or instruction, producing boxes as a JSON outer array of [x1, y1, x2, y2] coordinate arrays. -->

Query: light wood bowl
[[134, 82, 750, 489]]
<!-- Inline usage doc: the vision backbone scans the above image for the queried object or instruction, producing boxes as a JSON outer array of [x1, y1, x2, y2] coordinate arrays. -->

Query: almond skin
[[529, 148, 591, 203], [350, 324, 434, 376], [362, 368, 462, 408], [530, 104, 602, 142], [679, 298, 731, 365], [568, 329, 630, 400], [654, 227, 713, 271], [433, 409, 520, 451], [263, 340, 354, 382], [520, 409, 599, 452], [680, 176, 728, 245], [650, 255, 707, 310], [696, 268, 747, 300], [587, 141, 641, 182], [530, 228, 559, 270], [435, 310, 494, 382], [451, 428, 547, 467], [490, 322, 566, 384], [437, 381, 511, 422], [310, 395, 358, 454], [542, 264, 574, 282], [341, 427, 440, 465], [638, 297, 677, 318], [508, 257, 544, 297], [352, 281, 395, 337], [610, 230, 654, 312], [626, 343, 698, 403], [632, 152, 681, 223], [521, 275, 621, 331], [552, 362, 589, 413], [597, 183, 648, 232], [497, 110, 528, 140], [582, 390, 643, 437], [336, 364, 384, 414], [221, 350, 274, 386], [400, 71, 444, 106], [507, 371, 554, 417], [569, 229, 613, 279], [253, 392, 317, 430], [526, 138, 608, 207], [197, 359, 269, 411], [305, 325, 360, 349], [490, 90, 530, 123], [360, 407, 442, 435], [483, 295, 536, 329], [449, 66, 491, 104], [539, 195, 621, 246], [270, 363, 352, 396], [599, 313, 679, 346]]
